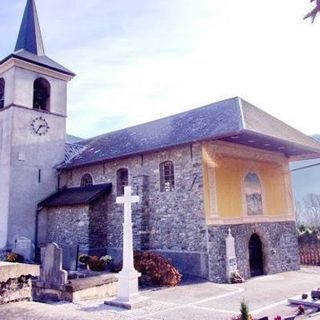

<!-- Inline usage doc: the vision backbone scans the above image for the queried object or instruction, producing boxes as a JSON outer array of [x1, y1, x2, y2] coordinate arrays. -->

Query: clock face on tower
[[31, 116, 50, 136]]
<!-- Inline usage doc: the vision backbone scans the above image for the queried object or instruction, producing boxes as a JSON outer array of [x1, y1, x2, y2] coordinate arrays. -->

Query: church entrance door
[[249, 234, 264, 277]]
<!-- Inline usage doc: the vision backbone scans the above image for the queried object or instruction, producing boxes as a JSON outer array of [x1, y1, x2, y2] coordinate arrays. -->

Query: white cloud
[[2, 0, 320, 138]]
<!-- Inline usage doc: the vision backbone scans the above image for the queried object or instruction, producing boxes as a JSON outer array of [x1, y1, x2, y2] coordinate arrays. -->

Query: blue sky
[[1, 0, 320, 138]]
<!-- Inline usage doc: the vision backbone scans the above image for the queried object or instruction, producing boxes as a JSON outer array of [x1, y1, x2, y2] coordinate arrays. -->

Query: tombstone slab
[[14, 236, 33, 261], [39, 243, 67, 285]]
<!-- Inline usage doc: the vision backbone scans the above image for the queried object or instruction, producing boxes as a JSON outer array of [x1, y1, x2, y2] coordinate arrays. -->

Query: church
[[1, 0, 320, 283]]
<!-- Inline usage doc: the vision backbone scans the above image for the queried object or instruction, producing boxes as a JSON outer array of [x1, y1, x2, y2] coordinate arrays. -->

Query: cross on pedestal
[[105, 185, 151, 309], [116, 186, 139, 273]]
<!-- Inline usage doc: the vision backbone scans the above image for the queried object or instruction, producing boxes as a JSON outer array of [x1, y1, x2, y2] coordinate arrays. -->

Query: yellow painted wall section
[[215, 157, 244, 218], [203, 143, 290, 219]]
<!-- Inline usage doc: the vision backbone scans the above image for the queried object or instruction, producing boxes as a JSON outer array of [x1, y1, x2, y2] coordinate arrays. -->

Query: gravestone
[[14, 236, 33, 261], [225, 228, 238, 282], [40, 243, 67, 285], [33, 243, 117, 302], [60, 244, 79, 271]]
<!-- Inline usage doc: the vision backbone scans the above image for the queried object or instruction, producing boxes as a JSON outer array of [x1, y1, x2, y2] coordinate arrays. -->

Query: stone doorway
[[249, 233, 264, 277]]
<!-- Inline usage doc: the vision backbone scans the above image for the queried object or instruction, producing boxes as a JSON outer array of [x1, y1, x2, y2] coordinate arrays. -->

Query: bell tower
[[0, 0, 75, 253]]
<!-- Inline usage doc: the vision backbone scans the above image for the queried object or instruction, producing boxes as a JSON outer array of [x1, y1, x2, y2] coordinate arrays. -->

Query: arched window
[[244, 172, 263, 215], [33, 78, 50, 111], [0, 78, 5, 108], [81, 173, 93, 187], [117, 168, 128, 195], [160, 161, 175, 192]]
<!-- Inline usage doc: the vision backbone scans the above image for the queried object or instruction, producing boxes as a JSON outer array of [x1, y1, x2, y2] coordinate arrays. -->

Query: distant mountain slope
[[66, 134, 83, 144], [291, 134, 320, 225], [313, 134, 320, 142]]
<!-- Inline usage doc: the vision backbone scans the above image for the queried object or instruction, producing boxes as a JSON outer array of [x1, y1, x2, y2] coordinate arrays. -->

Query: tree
[[304, 0, 320, 23]]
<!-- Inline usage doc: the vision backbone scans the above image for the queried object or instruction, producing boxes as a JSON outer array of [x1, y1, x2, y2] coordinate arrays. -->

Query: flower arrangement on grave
[[231, 300, 253, 320], [5, 252, 24, 263], [78, 254, 113, 271], [111, 251, 182, 287], [230, 270, 244, 283], [296, 305, 305, 315]]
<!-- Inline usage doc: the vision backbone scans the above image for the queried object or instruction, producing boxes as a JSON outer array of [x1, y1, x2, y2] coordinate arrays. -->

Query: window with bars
[[160, 161, 175, 192], [80, 173, 93, 187], [117, 168, 128, 195]]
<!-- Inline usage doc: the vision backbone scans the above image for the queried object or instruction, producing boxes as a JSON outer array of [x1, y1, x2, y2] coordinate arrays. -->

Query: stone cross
[[105, 185, 150, 309], [116, 186, 140, 273]]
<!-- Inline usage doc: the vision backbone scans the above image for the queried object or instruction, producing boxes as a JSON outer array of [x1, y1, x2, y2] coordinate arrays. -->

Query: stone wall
[[0, 275, 32, 304], [45, 206, 90, 250], [60, 143, 209, 278], [207, 221, 300, 283]]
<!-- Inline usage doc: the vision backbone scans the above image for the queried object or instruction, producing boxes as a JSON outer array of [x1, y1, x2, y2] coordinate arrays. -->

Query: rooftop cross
[[15, 0, 45, 56]]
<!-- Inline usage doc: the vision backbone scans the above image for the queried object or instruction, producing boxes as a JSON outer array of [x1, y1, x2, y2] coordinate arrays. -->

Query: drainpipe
[[34, 205, 42, 263]]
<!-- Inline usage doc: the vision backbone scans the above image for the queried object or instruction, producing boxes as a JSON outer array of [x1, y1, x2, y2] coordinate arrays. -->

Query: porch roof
[[39, 183, 112, 208]]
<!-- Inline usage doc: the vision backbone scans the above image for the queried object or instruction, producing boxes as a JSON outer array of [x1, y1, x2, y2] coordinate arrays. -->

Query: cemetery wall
[[207, 221, 300, 282]]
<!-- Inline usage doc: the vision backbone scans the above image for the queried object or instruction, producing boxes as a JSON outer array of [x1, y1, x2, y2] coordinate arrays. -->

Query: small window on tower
[[117, 168, 128, 196], [160, 161, 175, 192], [81, 173, 93, 187], [0, 78, 5, 108], [33, 78, 50, 111]]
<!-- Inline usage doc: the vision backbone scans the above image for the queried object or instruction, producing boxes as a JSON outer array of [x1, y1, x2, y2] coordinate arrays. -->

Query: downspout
[[35, 205, 42, 263]]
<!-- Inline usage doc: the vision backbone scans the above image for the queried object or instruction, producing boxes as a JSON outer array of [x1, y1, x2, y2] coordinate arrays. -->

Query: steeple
[[15, 0, 45, 56]]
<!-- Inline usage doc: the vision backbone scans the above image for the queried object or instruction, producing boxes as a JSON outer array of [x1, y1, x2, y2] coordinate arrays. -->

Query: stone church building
[[1, 0, 320, 282]]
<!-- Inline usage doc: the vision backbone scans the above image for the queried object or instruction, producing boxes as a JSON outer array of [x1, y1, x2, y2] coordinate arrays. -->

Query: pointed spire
[[15, 0, 45, 56]]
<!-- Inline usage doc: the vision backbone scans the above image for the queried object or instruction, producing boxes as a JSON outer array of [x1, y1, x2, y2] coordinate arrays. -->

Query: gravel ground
[[1, 267, 320, 320]]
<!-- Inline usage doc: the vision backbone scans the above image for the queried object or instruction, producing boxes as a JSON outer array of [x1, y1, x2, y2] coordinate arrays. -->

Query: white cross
[[116, 186, 139, 221], [116, 185, 140, 274]]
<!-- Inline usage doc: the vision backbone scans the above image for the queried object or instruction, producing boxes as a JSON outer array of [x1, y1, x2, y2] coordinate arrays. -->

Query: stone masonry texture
[[207, 221, 300, 282], [42, 143, 300, 282]]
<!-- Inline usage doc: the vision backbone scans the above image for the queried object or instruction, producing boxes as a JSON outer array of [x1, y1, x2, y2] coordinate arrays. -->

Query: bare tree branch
[[304, 0, 320, 22]]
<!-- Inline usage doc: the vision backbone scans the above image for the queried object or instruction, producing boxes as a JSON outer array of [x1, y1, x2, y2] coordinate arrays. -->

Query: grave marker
[[14, 236, 33, 261], [39, 242, 67, 285], [226, 228, 238, 282]]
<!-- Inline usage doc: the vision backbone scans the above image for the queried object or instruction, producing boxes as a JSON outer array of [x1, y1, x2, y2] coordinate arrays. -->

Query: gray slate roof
[[1, 0, 75, 76], [39, 184, 112, 208], [15, 0, 45, 55], [62, 97, 320, 169], [1, 50, 75, 76]]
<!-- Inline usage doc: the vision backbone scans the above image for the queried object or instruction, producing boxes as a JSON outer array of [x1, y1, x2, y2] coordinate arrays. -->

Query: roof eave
[[0, 53, 76, 77]]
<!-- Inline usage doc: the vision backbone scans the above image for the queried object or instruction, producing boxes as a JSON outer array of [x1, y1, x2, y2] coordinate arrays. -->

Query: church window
[[244, 172, 263, 215], [117, 168, 128, 195], [81, 173, 93, 187], [33, 78, 50, 111], [160, 161, 175, 192], [0, 78, 5, 108]]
